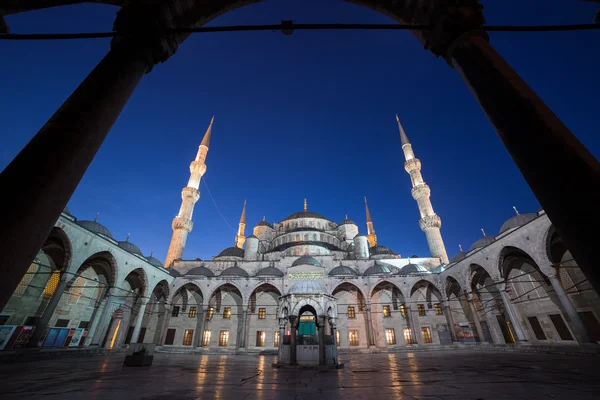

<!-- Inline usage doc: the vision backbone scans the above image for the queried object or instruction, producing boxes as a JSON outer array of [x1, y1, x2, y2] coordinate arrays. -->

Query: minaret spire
[[304, 198, 307, 212], [364, 197, 377, 247], [235, 200, 247, 249], [165, 117, 214, 268], [398, 114, 449, 264]]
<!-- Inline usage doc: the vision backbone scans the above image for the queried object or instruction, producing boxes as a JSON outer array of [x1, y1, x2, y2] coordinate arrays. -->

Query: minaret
[[397, 114, 449, 264], [235, 200, 247, 249], [164, 116, 214, 268], [364, 197, 377, 247]]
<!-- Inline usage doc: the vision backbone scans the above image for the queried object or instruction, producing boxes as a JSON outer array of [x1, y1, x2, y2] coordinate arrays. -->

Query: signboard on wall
[[68, 328, 86, 347]]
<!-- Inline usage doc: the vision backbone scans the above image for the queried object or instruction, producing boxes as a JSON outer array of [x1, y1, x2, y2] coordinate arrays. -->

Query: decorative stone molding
[[172, 216, 193, 232], [411, 183, 431, 200], [181, 187, 200, 202], [404, 158, 421, 174], [419, 215, 442, 230], [189, 161, 207, 177]]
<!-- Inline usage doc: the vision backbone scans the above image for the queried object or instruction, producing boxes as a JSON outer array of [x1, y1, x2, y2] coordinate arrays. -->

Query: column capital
[[495, 281, 509, 292]]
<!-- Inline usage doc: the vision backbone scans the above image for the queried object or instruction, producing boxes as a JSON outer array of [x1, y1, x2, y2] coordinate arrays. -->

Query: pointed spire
[[263, 216, 266, 221], [240, 200, 247, 224], [459, 244, 463, 252], [364, 197, 372, 223], [200, 115, 214, 148], [481, 228, 486, 237], [150, 251, 154, 257], [304, 198, 307, 212], [513, 206, 519, 215], [345, 214, 348, 220], [94, 212, 99, 222], [126, 233, 131, 242], [396, 113, 410, 146]]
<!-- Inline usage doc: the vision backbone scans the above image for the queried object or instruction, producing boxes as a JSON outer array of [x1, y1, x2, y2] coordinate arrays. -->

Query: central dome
[[283, 211, 331, 222], [288, 280, 326, 295]]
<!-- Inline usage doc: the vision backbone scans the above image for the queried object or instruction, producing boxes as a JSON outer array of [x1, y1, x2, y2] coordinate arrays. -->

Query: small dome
[[288, 280, 326, 294], [449, 252, 467, 263], [292, 255, 321, 268], [329, 265, 358, 276], [146, 256, 164, 268], [63, 206, 71, 214], [499, 213, 536, 234], [256, 266, 284, 277], [338, 218, 356, 226], [396, 263, 430, 275], [169, 269, 182, 277], [354, 233, 367, 238], [363, 263, 398, 276], [470, 236, 496, 251], [77, 220, 113, 238], [255, 220, 273, 228], [216, 247, 245, 258], [118, 240, 143, 256], [430, 264, 446, 274], [220, 266, 249, 277], [186, 266, 214, 277], [247, 235, 259, 239], [283, 211, 331, 222], [369, 245, 395, 256]]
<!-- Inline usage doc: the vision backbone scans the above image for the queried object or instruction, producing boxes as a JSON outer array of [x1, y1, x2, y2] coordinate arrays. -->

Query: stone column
[[157, 304, 171, 345], [498, 284, 527, 342], [278, 318, 286, 360], [85, 286, 112, 346], [90, 288, 115, 345], [330, 318, 338, 365], [104, 307, 124, 350], [130, 298, 149, 344], [194, 307, 206, 347], [405, 306, 418, 344], [318, 316, 327, 365], [0, 4, 189, 311], [466, 292, 486, 343], [289, 316, 297, 365], [547, 271, 591, 343], [27, 273, 68, 347], [442, 300, 457, 342], [238, 308, 248, 348], [365, 302, 375, 347]]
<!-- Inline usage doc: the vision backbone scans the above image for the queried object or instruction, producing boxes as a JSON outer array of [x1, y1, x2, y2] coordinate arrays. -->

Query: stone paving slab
[[0, 350, 599, 399]]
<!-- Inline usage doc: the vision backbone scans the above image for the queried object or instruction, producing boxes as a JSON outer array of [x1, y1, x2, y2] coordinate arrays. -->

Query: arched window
[[69, 276, 86, 304], [43, 270, 61, 297], [558, 267, 578, 294], [14, 262, 38, 297], [303, 234, 309, 241], [295, 234, 300, 241]]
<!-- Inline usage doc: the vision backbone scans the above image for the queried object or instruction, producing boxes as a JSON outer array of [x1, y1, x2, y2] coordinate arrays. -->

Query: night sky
[[2, 1, 599, 263]]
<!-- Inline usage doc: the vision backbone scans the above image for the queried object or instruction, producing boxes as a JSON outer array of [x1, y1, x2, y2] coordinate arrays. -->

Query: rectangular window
[[55, 319, 69, 328], [206, 307, 214, 320], [219, 330, 229, 347], [422, 327, 433, 343], [274, 331, 280, 347], [549, 314, 574, 340], [383, 305, 391, 317], [78, 321, 89, 329], [188, 307, 197, 318], [400, 305, 408, 318], [258, 308, 266, 319], [336, 330, 340, 346], [164, 329, 176, 345], [434, 303, 443, 315], [183, 329, 194, 346], [385, 328, 396, 345], [348, 330, 359, 346], [403, 328, 414, 344], [223, 307, 231, 319], [0, 315, 9, 325], [256, 331, 266, 347], [417, 304, 426, 316], [347, 307, 356, 319], [527, 316, 547, 340], [171, 306, 180, 317], [202, 330, 211, 347], [578, 311, 600, 341]]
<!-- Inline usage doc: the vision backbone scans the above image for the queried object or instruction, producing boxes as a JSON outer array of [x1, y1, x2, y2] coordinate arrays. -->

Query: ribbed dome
[[292, 256, 321, 268], [369, 245, 395, 255], [283, 211, 331, 222], [216, 247, 245, 258], [256, 266, 284, 277], [470, 236, 496, 251], [220, 266, 249, 277], [499, 213, 536, 234], [77, 220, 113, 238], [186, 266, 214, 277], [363, 263, 398, 276], [449, 252, 467, 263], [329, 265, 358, 276], [118, 240, 143, 256], [396, 264, 430, 275], [338, 218, 356, 226], [288, 280, 327, 294], [146, 256, 164, 268]]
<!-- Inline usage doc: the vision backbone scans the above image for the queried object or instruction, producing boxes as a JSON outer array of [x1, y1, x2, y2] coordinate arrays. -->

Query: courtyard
[[0, 350, 599, 399]]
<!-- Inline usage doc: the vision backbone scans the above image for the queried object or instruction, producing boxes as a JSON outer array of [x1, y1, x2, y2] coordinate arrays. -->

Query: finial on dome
[[126, 233, 130, 242], [263, 216, 266, 221], [459, 244, 463, 252], [150, 250, 154, 257], [304, 198, 307, 212], [481, 228, 486, 237], [94, 212, 99, 222], [513, 206, 519, 215], [345, 214, 348, 220]]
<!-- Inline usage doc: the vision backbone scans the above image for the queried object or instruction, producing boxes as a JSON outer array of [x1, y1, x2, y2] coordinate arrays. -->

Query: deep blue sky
[[2, 1, 599, 263]]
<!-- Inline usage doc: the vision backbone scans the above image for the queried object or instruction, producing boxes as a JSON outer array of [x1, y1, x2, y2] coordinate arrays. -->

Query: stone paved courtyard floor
[[1, 350, 599, 399]]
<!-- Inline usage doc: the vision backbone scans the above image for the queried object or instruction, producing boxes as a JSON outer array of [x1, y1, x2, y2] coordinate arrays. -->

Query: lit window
[[417, 304, 426, 316], [206, 307, 214, 320], [385, 328, 396, 345], [188, 307, 197, 318], [347, 307, 356, 319], [256, 331, 266, 347], [348, 330, 359, 346], [258, 308, 266, 319], [219, 330, 229, 347], [201, 330, 211, 346], [422, 327, 432, 343], [336, 330, 340, 346], [403, 328, 414, 344], [223, 307, 231, 319], [274, 331, 280, 347], [400, 305, 407, 318], [15, 263, 38, 297], [383, 305, 391, 317], [434, 303, 443, 315], [171, 306, 180, 317], [183, 329, 194, 346], [43, 270, 61, 297]]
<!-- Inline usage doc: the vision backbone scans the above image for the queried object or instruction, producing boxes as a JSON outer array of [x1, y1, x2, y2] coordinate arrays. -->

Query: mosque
[[1, 116, 598, 361]]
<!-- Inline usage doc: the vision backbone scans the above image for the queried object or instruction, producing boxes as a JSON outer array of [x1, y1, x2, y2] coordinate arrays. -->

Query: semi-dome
[[288, 280, 327, 294], [169, 269, 182, 277], [396, 263, 430, 275], [146, 255, 164, 268], [369, 245, 395, 256], [256, 266, 284, 277], [220, 266, 249, 277], [329, 265, 358, 276], [363, 263, 398, 276], [255, 220, 273, 228], [291, 255, 321, 268], [338, 217, 356, 226], [470, 236, 496, 251], [216, 247, 245, 258], [77, 220, 113, 238], [499, 213, 536, 234], [449, 252, 467, 263], [186, 266, 214, 277], [283, 211, 331, 222], [118, 240, 143, 256]]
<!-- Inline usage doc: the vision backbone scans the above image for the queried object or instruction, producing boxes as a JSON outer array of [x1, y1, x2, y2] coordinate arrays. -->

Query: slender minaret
[[164, 116, 214, 268], [235, 200, 247, 248], [397, 114, 449, 264], [364, 197, 377, 247]]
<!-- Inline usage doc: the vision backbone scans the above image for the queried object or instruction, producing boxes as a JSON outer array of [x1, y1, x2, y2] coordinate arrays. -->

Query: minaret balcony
[[172, 217, 193, 232], [181, 187, 200, 202], [411, 184, 431, 200], [404, 158, 421, 174], [189, 161, 207, 176], [419, 215, 442, 230]]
